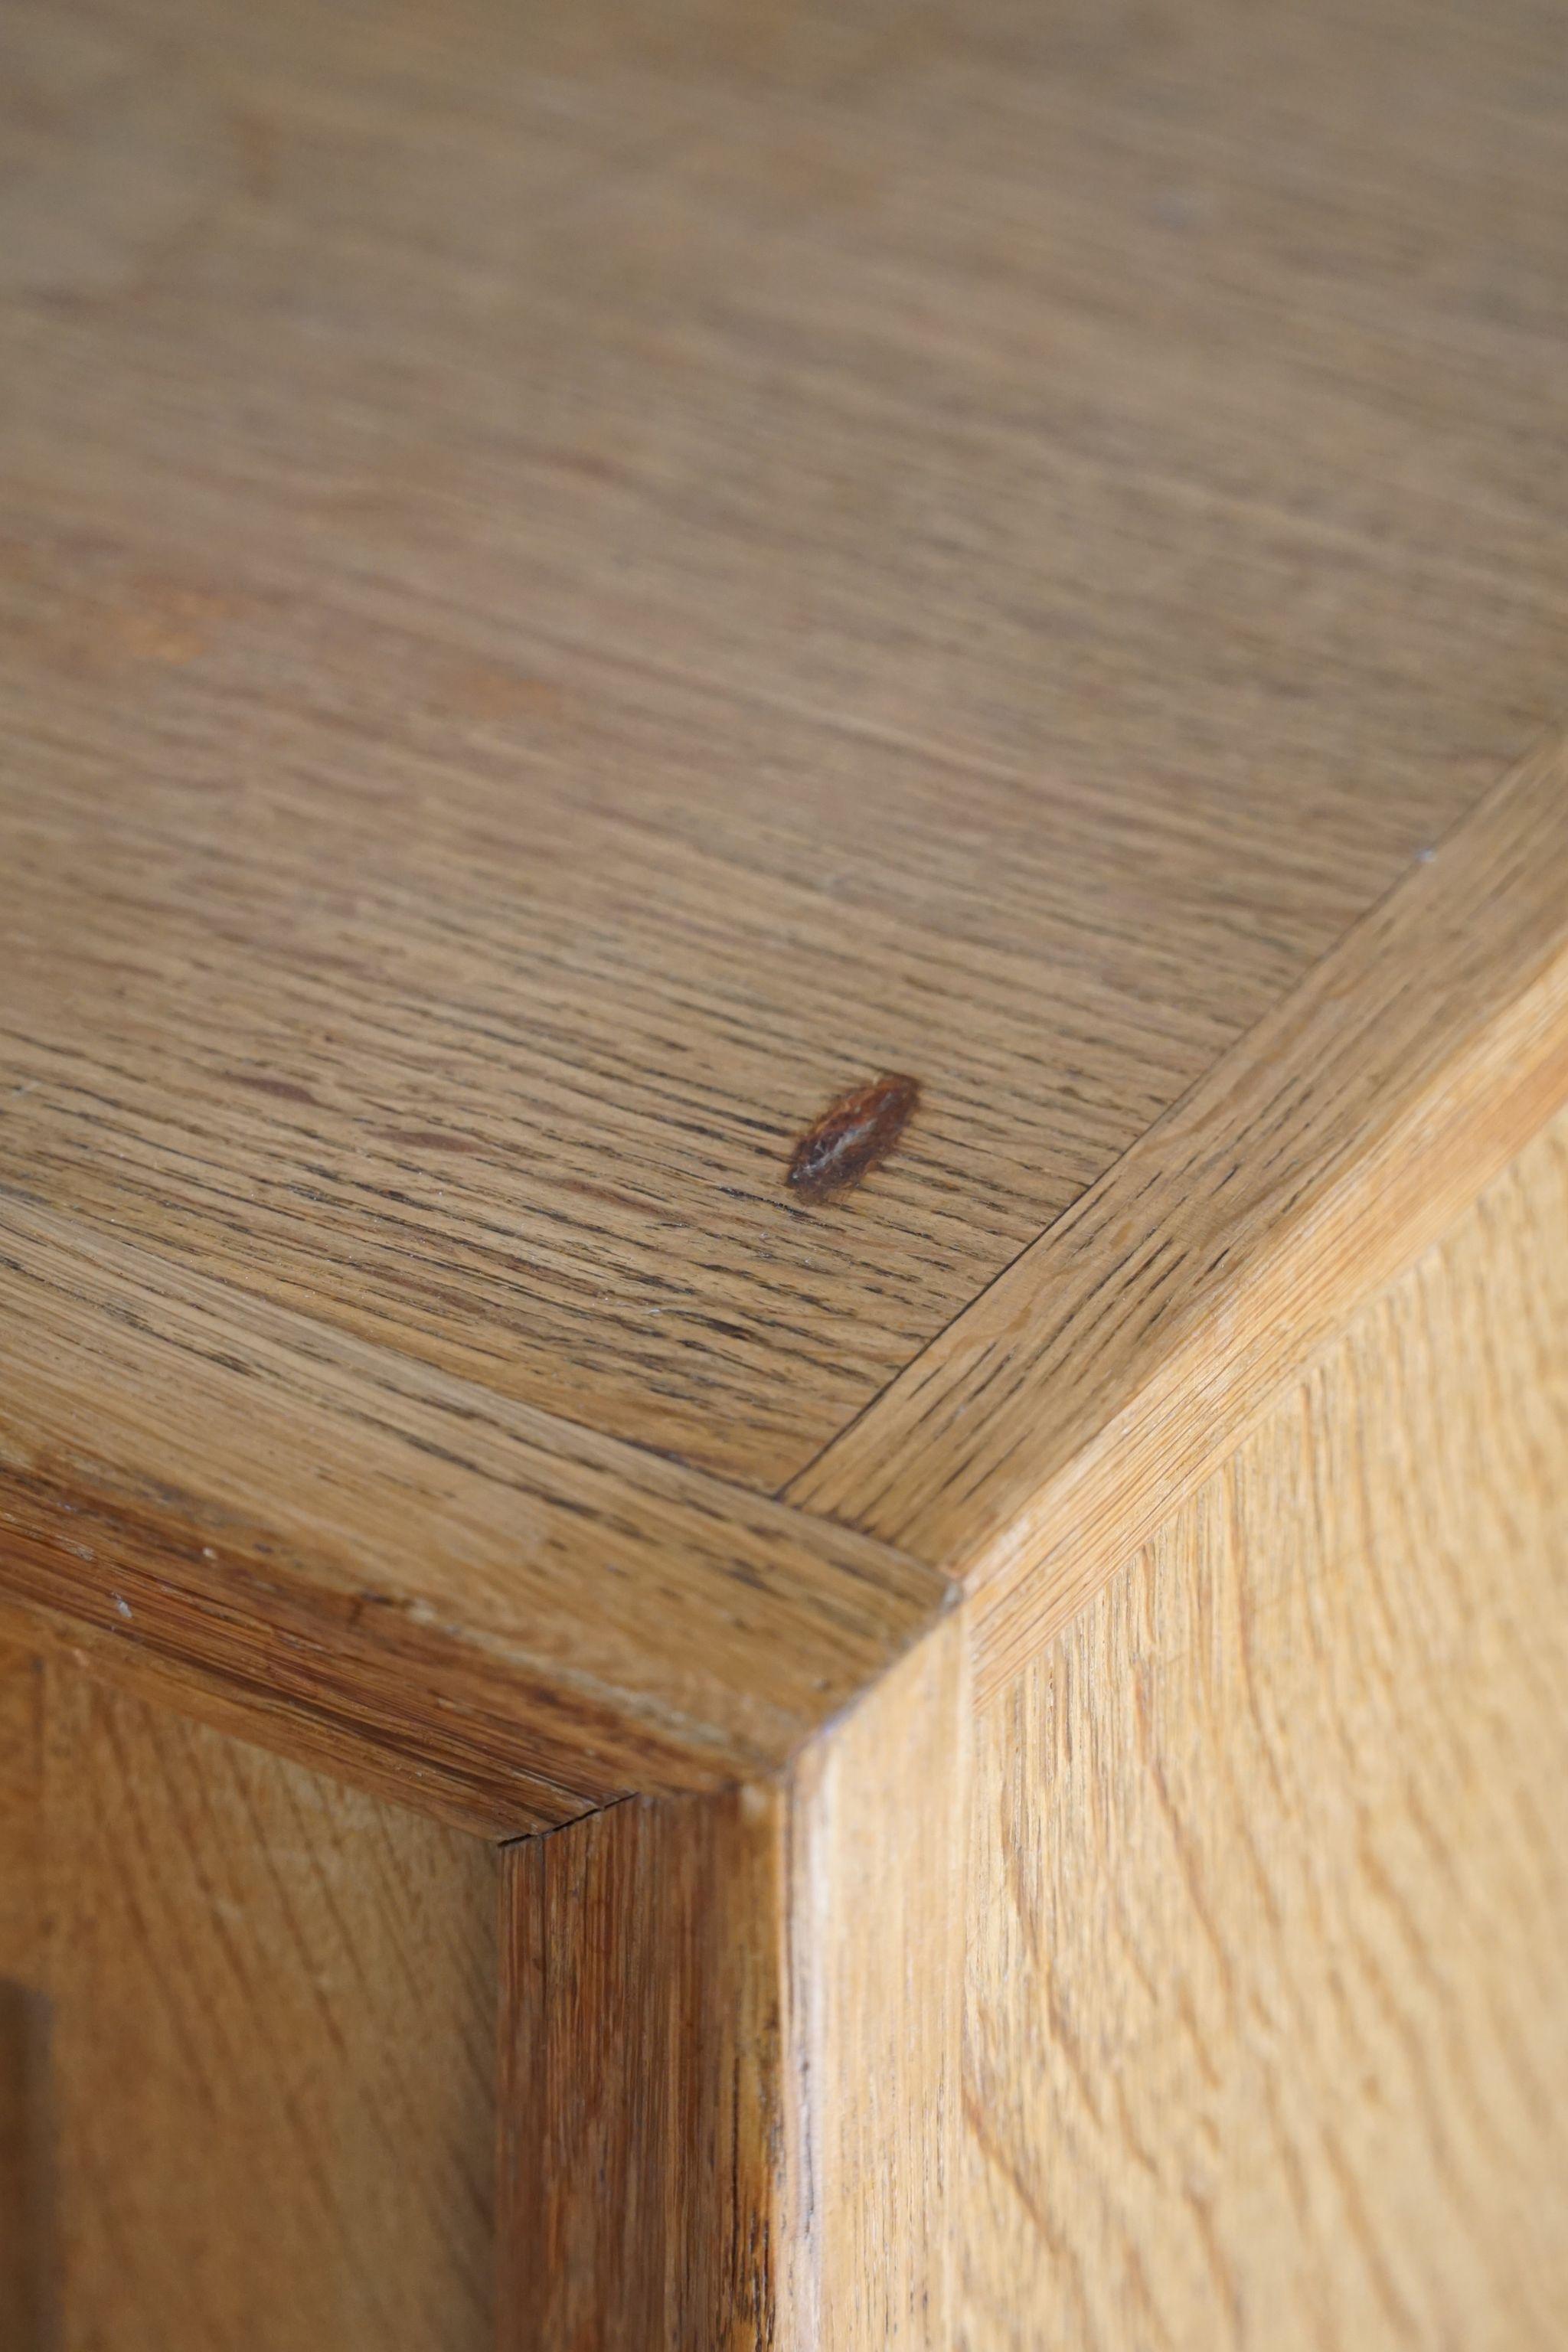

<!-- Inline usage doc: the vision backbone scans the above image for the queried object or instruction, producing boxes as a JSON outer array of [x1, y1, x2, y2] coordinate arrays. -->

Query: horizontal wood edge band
[[0, 1589, 544, 1838], [0, 1196, 947, 1823], [970, 940, 1568, 1695], [788, 733, 1568, 1696]]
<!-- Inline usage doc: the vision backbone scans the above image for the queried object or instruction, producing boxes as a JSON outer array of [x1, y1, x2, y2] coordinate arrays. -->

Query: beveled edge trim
[[789, 733, 1568, 1697], [0, 1195, 947, 1832]]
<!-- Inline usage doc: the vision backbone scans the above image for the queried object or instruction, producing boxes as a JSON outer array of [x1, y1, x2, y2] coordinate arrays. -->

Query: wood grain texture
[[498, 1615, 969, 2350], [782, 1612, 969, 2348], [0, 1198, 945, 1832], [0, 1977, 51, 2352], [0, 1644, 50, 2352], [962, 1098, 1568, 2350], [0, 1642, 42, 1988], [515, 1096, 1568, 2347], [2, 0, 1568, 1808], [794, 735, 1568, 1662], [0, 1635, 497, 2352], [4, 6, 1566, 2328], [4, 0, 1566, 1512], [501, 1788, 792, 2350], [6, 736, 1562, 1824]]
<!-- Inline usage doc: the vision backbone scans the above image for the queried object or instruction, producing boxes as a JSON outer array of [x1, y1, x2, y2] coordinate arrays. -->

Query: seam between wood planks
[[5, 733, 1565, 1821], [0, 1195, 948, 1828], [770, 746, 1501, 1508], [787, 729, 1568, 1692]]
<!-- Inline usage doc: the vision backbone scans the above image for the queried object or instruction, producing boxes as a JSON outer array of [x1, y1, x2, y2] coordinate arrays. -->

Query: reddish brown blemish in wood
[[221, 1071, 318, 1105], [786, 1073, 920, 1201], [381, 1128, 487, 1155]]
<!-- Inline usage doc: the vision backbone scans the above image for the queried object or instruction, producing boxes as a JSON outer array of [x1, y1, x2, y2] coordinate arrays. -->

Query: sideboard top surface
[[2, 0, 1566, 1823]]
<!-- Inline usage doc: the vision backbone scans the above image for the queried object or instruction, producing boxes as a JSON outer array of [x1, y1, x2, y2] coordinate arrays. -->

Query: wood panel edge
[[0, 1197, 949, 1828], [0, 1592, 540, 1838], [494, 1606, 970, 2347], [498, 1782, 799, 2348], [971, 923, 1568, 1696], [788, 730, 1568, 1691]]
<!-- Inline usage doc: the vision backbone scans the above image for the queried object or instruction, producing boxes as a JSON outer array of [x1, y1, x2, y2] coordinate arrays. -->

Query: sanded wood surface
[[0, 1194, 943, 1832], [502, 1788, 790, 2349], [7, 0, 1558, 1475], [0, 1634, 497, 2352], [793, 733, 1568, 1650], [961, 1096, 1568, 2350], [5, 4, 1567, 2335], [508, 1098, 1568, 2346], [3, 0, 1567, 1796], [499, 1609, 969, 2349], [781, 1615, 969, 2346]]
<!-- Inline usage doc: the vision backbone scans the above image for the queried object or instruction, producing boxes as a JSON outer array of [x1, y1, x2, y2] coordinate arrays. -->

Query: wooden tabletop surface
[[2, 0, 1566, 1828]]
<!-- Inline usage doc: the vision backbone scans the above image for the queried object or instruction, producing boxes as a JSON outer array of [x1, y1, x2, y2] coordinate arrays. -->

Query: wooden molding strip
[[501, 1783, 794, 2347], [498, 1608, 970, 2350], [7, 736, 1564, 1824], [789, 734, 1568, 1694], [0, 1197, 946, 1832]]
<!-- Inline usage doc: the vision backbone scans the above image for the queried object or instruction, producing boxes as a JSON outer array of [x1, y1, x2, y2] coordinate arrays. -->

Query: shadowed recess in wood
[[0, 1980, 54, 2352]]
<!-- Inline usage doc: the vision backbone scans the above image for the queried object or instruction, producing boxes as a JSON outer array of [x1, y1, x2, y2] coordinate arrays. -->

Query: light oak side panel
[[783, 1612, 969, 2349], [497, 1617, 969, 2350], [501, 1788, 792, 2350], [0, 1646, 497, 2352], [962, 1106, 1568, 2348]]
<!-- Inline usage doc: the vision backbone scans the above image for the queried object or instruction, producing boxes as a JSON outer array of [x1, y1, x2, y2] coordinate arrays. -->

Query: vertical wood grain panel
[[0, 1642, 43, 1977], [0, 1647, 497, 2352], [962, 1106, 1568, 2348], [785, 1615, 969, 2349], [501, 1788, 792, 2349], [497, 1614, 969, 2349], [0, 1980, 52, 2352], [0, 1641, 50, 2350]]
